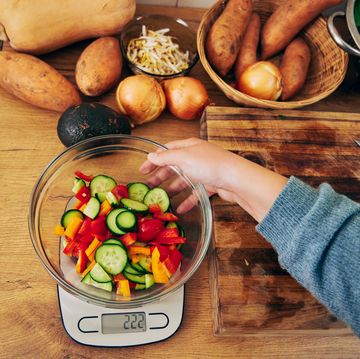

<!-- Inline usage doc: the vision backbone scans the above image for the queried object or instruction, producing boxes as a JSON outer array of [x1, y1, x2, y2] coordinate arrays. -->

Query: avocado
[[57, 103, 131, 147]]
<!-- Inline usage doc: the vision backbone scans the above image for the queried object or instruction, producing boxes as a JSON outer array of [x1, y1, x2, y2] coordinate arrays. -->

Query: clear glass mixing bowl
[[28, 135, 212, 308]]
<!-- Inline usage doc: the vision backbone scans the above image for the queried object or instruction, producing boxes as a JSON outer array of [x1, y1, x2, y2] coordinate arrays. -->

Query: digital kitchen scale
[[58, 284, 184, 347]]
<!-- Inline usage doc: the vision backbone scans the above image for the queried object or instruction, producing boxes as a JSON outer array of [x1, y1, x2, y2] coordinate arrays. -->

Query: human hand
[[139, 138, 243, 213]]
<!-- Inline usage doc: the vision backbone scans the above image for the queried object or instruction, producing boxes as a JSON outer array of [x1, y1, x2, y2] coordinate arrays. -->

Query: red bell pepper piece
[[137, 218, 164, 242], [78, 217, 92, 235], [120, 233, 137, 247], [111, 184, 128, 200], [75, 170, 93, 182], [155, 237, 186, 245], [76, 249, 88, 273], [113, 273, 126, 282], [63, 240, 77, 256], [151, 245, 170, 261], [148, 204, 162, 214], [78, 231, 94, 245], [91, 216, 108, 238], [156, 228, 179, 240], [75, 186, 91, 202], [163, 248, 183, 275], [128, 281, 137, 289], [153, 212, 179, 222]]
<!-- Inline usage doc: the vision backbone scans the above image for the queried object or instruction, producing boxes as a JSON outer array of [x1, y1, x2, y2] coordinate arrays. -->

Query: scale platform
[[58, 285, 185, 347]]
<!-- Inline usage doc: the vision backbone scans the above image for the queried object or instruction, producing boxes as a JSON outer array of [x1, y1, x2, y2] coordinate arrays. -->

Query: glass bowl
[[28, 135, 212, 308], [120, 14, 199, 80]]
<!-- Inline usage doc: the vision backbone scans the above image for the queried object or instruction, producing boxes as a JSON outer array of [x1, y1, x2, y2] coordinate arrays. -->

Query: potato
[[206, 0, 252, 77], [75, 37, 123, 97], [0, 51, 81, 112], [280, 38, 311, 101], [234, 12, 261, 81], [261, 0, 343, 59]]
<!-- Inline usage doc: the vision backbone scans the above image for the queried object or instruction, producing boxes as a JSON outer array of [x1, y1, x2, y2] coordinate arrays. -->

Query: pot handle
[[327, 11, 360, 57]]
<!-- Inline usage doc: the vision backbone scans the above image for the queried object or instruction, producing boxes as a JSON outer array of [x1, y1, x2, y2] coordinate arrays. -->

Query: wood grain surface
[[1, 4, 360, 359], [200, 107, 360, 337]]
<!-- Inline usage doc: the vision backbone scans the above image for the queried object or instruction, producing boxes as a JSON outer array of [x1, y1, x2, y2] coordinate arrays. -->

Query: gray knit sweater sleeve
[[256, 176, 360, 336]]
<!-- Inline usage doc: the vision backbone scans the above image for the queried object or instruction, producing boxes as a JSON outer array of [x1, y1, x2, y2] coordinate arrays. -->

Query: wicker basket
[[197, 0, 349, 109]]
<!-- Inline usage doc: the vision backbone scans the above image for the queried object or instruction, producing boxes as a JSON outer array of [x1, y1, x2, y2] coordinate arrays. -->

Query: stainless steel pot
[[328, 0, 360, 56]]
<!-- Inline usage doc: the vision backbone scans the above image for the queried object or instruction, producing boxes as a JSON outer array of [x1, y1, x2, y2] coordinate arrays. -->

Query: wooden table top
[[1, 4, 360, 358]]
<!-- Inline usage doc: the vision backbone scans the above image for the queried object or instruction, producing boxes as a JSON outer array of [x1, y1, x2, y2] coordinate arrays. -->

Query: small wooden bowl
[[197, 0, 349, 109]]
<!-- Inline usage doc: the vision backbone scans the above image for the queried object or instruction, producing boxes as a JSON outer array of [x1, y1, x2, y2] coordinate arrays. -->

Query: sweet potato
[[0, 51, 81, 112], [261, 0, 342, 59], [76, 37, 123, 97], [234, 12, 261, 81], [206, 0, 252, 77], [280, 38, 311, 101]]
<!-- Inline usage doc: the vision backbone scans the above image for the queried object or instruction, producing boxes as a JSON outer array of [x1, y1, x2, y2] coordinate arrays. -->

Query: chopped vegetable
[[127, 26, 190, 75]]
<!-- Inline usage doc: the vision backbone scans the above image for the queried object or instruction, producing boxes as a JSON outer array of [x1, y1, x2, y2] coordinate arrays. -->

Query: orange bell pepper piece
[[64, 217, 83, 240], [81, 260, 96, 277], [85, 237, 101, 259], [54, 225, 65, 236], [151, 247, 169, 284], [99, 200, 112, 217], [116, 280, 131, 298], [128, 246, 151, 256]]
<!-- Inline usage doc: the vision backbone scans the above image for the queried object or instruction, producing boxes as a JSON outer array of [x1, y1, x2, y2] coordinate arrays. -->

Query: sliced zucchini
[[90, 175, 117, 202], [116, 210, 136, 231], [81, 273, 113, 292], [124, 263, 143, 276], [120, 198, 148, 213], [103, 238, 125, 248], [106, 191, 119, 206], [123, 271, 146, 284], [89, 263, 112, 283], [128, 182, 150, 202], [143, 187, 170, 213], [106, 208, 126, 235], [138, 255, 152, 273], [145, 274, 155, 289], [72, 178, 85, 194], [95, 244, 128, 275], [135, 284, 146, 290], [61, 209, 84, 228], [83, 197, 101, 219]]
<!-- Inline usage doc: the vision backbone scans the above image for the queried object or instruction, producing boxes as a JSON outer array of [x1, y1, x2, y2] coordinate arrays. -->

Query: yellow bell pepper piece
[[81, 260, 96, 278], [64, 217, 83, 240], [85, 238, 101, 259], [151, 247, 169, 284], [99, 200, 112, 217], [116, 280, 131, 298], [54, 225, 65, 236]]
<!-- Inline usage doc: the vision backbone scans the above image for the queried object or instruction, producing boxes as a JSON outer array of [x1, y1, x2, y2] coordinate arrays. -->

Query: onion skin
[[162, 77, 209, 121], [116, 75, 166, 125], [236, 61, 282, 101]]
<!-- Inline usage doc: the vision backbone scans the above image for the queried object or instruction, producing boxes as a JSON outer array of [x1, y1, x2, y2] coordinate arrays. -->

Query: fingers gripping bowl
[[28, 135, 212, 308]]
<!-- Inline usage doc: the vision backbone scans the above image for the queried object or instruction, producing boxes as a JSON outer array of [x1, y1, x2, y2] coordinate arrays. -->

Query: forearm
[[223, 154, 288, 222], [257, 177, 360, 336]]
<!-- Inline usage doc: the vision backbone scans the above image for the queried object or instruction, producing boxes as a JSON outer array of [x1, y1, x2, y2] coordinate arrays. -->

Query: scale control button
[[77, 316, 99, 333], [148, 312, 169, 330]]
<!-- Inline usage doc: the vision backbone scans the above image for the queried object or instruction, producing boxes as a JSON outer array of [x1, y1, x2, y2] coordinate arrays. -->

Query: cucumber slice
[[103, 238, 125, 248], [138, 255, 152, 273], [89, 263, 112, 283], [121, 198, 148, 213], [116, 210, 136, 231], [83, 197, 101, 219], [81, 273, 113, 292], [145, 274, 155, 289], [95, 244, 128, 275], [132, 263, 147, 273], [61, 209, 84, 228], [135, 284, 146, 290], [90, 175, 117, 202], [124, 263, 143, 276], [106, 208, 126, 235], [72, 178, 85, 194], [106, 191, 119, 206], [143, 187, 170, 213], [123, 271, 146, 284], [128, 182, 150, 202]]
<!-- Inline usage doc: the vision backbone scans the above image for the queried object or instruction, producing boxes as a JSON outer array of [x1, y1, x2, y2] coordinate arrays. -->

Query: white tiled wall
[[137, 0, 216, 7]]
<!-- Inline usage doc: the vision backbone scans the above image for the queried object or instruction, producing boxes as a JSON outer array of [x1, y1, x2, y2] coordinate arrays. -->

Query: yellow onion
[[116, 75, 166, 125], [162, 77, 209, 121], [236, 61, 282, 101]]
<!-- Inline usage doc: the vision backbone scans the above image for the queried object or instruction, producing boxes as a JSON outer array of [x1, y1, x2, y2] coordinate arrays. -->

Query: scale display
[[102, 312, 146, 334]]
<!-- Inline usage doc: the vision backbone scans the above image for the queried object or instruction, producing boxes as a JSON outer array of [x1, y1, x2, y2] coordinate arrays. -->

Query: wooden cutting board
[[200, 106, 360, 336]]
